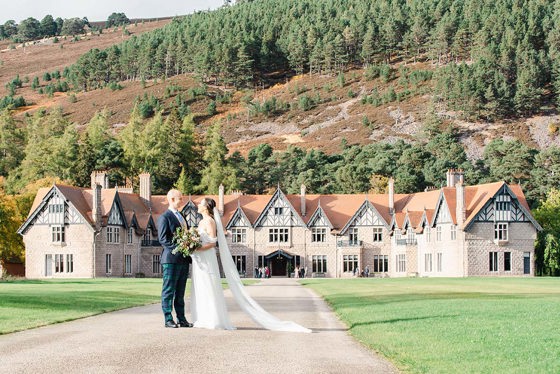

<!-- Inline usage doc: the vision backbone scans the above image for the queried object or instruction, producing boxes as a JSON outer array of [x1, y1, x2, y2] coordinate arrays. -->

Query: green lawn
[[0, 278, 258, 335], [0, 278, 162, 334], [301, 277, 560, 374]]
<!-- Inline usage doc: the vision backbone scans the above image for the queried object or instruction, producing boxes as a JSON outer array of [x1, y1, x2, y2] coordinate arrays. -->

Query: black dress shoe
[[165, 321, 178, 328], [177, 320, 193, 328]]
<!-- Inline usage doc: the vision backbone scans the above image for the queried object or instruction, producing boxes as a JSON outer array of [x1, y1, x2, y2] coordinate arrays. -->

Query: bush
[[68, 94, 77, 103], [108, 82, 123, 91], [43, 72, 52, 82], [298, 95, 314, 111], [207, 100, 217, 116]]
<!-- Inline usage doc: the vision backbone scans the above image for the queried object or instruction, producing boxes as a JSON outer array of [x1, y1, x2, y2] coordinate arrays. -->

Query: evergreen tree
[[0, 109, 24, 176], [198, 122, 239, 194]]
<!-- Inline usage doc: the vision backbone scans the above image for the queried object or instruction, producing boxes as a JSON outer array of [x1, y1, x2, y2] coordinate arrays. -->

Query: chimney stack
[[92, 183, 102, 228], [300, 184, 306, 216], [446, 168, 464, 188], [90, 171, 108, 190], [139, 173, 151, 209], [388, 177, 394, 215], [218, 184, 224, 216], [456, 181, 466, 227]]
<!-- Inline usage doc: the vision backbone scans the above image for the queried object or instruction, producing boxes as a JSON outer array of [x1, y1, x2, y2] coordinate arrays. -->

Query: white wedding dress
[[190, 226, 235, 330], [190, 208, 311, 333]]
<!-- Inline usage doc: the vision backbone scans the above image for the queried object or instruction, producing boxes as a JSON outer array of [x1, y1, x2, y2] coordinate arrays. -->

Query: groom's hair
[[203, 197, 216, 218]]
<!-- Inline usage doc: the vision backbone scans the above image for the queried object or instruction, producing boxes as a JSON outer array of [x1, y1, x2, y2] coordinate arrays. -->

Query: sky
[[0, 0, 225, 24]]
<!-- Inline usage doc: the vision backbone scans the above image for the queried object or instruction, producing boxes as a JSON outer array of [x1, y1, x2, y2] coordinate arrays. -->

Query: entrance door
[[270, 256, 287, 276], [45, 254, 52, 276]]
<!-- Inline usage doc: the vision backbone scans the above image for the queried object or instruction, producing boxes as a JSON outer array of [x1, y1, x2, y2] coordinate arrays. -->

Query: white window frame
[[343, 255, 358, 273], [153, 255, 161, 274], [312, 255, 327, 273], [373, 227, 383, 242], [66, 254, 73, 273], [396, 254, 406, 273], [268, 228, 289, 243], [311, 228, 327, 243], [232, 255, 246, 274], [437, 252, 442, 272], [231, 228, 247, 243], [424, 253, 433, 272], [436, 225, 442, 242], [349, 227, 358, 245], [55, 254, 64, 273], [127, 228, 133, 244], [125, 254, 132, 274], [144, 228, 152, 242], [494, 223, 508, 242], [373, 255, 388, 272], [489, 251, 498, 272], [107, 226, 120, 244], [425, 226, 431, 242], [51, 226, 65, 243], [450, 225, 457, 241]]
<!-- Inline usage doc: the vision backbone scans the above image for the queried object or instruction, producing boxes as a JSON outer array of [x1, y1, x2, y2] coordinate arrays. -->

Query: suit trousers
[[161, 263, 190, 322]]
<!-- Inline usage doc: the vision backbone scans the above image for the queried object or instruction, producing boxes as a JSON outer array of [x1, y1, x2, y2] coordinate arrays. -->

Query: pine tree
[[0, 109, 24, 176]]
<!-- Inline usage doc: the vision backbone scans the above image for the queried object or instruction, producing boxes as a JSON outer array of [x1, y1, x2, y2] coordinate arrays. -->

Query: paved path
[[0, 278, 397, 374]]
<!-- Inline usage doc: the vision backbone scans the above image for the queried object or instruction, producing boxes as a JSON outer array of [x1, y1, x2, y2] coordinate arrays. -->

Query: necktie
[[175, 211, 187, 230]]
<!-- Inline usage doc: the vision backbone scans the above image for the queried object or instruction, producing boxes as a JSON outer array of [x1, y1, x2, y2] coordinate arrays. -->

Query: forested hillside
[[70, 0, 560, 120]]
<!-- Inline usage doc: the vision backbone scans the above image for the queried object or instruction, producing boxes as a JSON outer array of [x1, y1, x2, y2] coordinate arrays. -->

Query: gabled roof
[[253, 188, 306, 227], [18, 185, 95, 234], [20, 178, 541, 237], [463, 182, 542, 230], [226, 202, 253, 229], [306, 202, 334, 229]]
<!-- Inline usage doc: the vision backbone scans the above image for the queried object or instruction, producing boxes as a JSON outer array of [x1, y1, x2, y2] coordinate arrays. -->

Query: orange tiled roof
[[21, 179, 539, 235]]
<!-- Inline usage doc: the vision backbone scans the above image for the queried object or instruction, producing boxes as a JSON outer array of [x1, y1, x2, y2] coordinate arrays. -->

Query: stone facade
[[18, 171, 541, 279]]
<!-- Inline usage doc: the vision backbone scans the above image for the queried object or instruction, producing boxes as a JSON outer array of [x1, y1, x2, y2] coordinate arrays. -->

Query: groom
[[157, 189, 193, 328]]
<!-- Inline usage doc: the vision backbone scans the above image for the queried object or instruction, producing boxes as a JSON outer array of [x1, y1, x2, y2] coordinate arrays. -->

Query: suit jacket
[[157, 209, 192, 264]]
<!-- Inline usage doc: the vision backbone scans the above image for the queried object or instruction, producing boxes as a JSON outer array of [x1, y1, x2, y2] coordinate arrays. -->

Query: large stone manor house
[[18, 170, 541, 279]]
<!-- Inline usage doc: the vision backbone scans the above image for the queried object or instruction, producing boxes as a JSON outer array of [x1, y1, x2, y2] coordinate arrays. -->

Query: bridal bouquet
[[172, 227, 201, 257]]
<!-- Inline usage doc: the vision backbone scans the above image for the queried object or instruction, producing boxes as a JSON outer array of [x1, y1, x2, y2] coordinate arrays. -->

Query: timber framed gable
[[226, 205, 251, 229], [433, 194, 452, 225], [17, 186, 90, 235], [107, 195, 126, 228], [253, 188, 305, 228], [307, 205, 333, 229], [181, 200, 202, 228], [339, 200, 387, 235], [467, 184, 542, 230]]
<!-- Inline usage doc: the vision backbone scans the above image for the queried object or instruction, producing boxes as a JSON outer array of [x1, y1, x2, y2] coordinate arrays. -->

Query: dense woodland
[[67, 0, 560, 120], [1, 0, 560, 275]]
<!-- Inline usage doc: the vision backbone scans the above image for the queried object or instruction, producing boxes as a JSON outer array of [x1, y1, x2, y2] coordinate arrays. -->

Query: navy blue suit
[[157, 209, 191, 323]]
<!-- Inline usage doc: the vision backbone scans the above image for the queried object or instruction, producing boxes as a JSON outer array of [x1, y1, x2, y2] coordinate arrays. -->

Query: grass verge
[[301, 277, 560, 373]]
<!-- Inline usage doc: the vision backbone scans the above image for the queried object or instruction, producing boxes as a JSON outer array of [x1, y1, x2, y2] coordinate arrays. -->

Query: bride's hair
[[202, 197, 217, 219]]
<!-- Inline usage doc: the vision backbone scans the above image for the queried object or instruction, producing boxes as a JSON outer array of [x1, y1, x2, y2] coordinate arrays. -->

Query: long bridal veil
[[213, 208, 311, 333]]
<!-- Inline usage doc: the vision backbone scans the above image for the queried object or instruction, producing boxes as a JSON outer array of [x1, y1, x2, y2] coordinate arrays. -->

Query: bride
[[190, 197, 311, 333]]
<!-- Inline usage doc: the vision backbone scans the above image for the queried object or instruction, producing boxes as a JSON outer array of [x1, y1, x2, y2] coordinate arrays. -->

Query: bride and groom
[[157, 189, 310, 333]]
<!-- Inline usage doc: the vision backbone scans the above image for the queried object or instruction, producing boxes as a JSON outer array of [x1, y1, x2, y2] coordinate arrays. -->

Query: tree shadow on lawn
[[349, 314, 459, 329], [327, 292, 536, 308]]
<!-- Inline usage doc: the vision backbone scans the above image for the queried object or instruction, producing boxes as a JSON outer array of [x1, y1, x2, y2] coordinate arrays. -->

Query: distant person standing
[[265, 266, 270, 278], [365, 265, 370, 278]]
